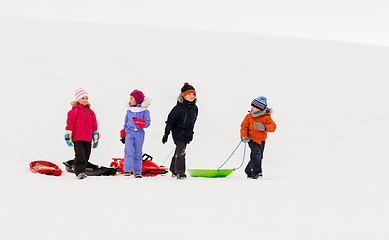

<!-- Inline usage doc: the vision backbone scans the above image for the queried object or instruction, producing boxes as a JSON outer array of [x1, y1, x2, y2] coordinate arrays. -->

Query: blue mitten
[[64, 130, 73, 147], [92, 131, 99, 149]]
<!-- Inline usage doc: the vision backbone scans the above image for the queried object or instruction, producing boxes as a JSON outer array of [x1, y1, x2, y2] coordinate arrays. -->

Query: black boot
[[177, 173, 187, 179], [253, 173, 263, 179]]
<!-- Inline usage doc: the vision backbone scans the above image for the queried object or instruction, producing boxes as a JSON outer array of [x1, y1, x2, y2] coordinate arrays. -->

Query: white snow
[[1, 16, 389, 239], [2, 0, 389, 46]]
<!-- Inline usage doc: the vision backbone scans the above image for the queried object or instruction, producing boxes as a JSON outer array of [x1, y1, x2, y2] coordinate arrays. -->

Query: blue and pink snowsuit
[[123, 101, 151, 174]]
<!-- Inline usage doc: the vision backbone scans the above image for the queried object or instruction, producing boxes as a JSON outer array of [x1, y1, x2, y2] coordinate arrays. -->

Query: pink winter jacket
[[65, 104, 98, 141]]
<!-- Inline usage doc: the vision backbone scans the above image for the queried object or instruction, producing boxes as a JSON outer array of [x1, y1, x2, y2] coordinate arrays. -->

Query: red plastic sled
[[111, 154, 168, 177], [29, 161, 63, 176]]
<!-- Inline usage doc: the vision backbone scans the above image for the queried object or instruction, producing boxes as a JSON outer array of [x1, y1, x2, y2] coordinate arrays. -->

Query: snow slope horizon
[[2, 0, 389, 47], [4, 15, 389, 49], [1, 17, 389, 239]]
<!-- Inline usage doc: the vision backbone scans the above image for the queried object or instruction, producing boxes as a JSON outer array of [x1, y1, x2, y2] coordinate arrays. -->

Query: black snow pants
[[245, 140, 266, 177], [169, 142, 187, 175], [73, 141, 92, 175]]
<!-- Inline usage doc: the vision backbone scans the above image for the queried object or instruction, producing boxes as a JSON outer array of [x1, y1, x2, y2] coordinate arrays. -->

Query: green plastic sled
[[187, 169, 234, 178]]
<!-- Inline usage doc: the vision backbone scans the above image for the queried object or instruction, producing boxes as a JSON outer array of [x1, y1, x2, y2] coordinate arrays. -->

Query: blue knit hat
[[251, 96, 267, 110]]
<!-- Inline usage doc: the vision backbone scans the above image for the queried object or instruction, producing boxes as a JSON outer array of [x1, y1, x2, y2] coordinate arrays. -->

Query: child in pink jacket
[[65, 88, 99, 179]]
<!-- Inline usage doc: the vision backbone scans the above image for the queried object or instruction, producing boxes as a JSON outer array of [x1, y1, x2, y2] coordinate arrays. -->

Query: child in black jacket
[[162, 82, 198, 179]]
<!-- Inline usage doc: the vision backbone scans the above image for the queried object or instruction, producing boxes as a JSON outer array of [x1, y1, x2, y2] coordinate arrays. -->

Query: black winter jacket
[[165, 96, 198, 143]]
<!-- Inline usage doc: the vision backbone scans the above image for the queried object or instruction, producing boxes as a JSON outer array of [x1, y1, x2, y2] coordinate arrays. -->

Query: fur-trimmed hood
[[265, 107, 273, 114], [128, 98, 151, 113]]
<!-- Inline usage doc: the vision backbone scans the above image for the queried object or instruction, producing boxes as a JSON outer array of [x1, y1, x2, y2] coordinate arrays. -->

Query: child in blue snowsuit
[[120, 90, 151, 178]]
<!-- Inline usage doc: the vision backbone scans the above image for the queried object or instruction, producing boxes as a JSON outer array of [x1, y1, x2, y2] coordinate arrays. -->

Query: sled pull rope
[[233, 142, 246, 171], [160, 148, 175, 166], [217, 140, 246, 170]]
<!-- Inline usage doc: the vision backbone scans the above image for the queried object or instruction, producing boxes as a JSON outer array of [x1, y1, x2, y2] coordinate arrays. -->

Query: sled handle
[[217, 140, 246, 170], [142, 153, 153, 161]]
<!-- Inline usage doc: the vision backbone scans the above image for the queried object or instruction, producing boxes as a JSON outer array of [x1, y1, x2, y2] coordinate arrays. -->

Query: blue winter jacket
[[124, 99, 151, 133]]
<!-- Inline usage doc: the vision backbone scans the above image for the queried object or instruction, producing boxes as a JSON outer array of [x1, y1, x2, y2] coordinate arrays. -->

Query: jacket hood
[[71, 101, 91, 107], [266, 107, 273, 114], [127, 97, 151, 112]]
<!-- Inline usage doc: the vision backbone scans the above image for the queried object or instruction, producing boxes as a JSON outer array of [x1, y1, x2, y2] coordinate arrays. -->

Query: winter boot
[[134, 174, 143, 178], [177, 173, 187, 180], [253, 173, 263, 179], [124, 171, 132, 176], [77, 172, 87, 179]]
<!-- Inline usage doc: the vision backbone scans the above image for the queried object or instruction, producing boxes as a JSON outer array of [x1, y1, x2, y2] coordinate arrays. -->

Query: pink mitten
[[133, 118, 146, 129], [120, 129, 126, 138]]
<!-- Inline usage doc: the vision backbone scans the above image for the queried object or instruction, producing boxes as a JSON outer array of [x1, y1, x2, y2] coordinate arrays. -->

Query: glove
[[64, 130, 73, 147], [92, 131, 99, 149], [241, 136, 250, 143], [120, 129, 126, 144], [254, 122, 266, 131], [133, 117, 146, 129], [162, 132, 169, 144]]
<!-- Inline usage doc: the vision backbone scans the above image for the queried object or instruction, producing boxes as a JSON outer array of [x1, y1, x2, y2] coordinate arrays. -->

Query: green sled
[[187, 169, 234, 178]]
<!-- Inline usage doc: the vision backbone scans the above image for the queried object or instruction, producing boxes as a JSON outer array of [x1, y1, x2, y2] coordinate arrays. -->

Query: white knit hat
[[75, 88, 88, 102]]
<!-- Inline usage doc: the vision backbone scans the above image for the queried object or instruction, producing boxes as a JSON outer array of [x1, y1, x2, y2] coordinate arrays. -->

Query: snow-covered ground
[[1, 17, 389, 239]]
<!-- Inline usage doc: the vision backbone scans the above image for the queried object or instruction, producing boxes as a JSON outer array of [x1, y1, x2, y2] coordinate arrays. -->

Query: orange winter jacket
[[240, 110, 276, 145]]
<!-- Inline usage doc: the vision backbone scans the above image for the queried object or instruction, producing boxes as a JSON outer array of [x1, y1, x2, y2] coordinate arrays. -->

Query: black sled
[[63, 160, 117, 176]]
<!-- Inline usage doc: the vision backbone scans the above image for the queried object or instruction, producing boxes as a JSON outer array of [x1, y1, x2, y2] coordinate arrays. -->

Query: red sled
[[29, 160, 63, 176], [111, 153, 168, 177]]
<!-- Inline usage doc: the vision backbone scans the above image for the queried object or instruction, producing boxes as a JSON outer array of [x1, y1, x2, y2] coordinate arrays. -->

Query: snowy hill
[[1, 17, 389, 239]]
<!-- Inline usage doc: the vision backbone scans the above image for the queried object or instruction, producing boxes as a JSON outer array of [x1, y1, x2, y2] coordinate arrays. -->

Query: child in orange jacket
[[240, 96, 276, 179]]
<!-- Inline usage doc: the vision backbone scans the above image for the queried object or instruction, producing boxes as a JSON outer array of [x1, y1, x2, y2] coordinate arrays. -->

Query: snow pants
[[245, 140, 265, 177], [123, 130, 145, 174], [73, 141, 92, 176], [169, 141, 187, 175]]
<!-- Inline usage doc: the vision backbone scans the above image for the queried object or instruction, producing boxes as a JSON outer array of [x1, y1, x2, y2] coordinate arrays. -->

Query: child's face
[[183, 93, 196, 102], [129, 96, 137, 106], [78, 96, 89, 105], [251, 106, 261, 113]]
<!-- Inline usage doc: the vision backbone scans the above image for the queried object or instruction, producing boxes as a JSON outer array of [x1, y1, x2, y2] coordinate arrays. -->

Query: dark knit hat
[[251, 96, 267, 111], [181, 82, 196, 97], [130, 90, 145, 104]]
